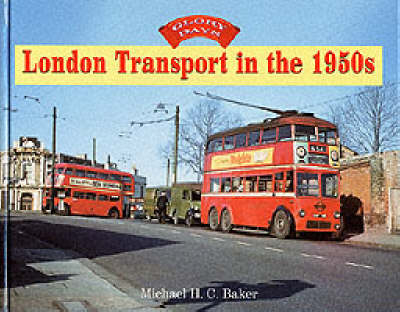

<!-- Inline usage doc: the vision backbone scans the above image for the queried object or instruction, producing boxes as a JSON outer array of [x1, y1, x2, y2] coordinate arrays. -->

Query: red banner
[[159, 15, 240, 49]]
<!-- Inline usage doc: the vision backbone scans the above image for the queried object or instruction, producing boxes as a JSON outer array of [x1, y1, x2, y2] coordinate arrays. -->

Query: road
[[9, 213, 400, 312]]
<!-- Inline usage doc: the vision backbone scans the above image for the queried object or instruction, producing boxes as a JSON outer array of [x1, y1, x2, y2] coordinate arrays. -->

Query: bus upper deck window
[[235, 133, 247, 148], [278, 126, 292, 141], [224, 135, 234, 150], [65, 168, 73, 175], [261, 128, 276, 144], [97, 172, 109, 180], [76, 170, 85, 177], [87, 171, 97, 178], [248, 130, 260, 146], [295, 125, 316, 142]]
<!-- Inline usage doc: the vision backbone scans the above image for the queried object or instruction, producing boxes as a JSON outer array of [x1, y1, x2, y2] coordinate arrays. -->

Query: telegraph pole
[[50, 107, 56, 214], [92, 137, 96, 166], [166, 158, 170, 187], [172, 105, 179, 185]]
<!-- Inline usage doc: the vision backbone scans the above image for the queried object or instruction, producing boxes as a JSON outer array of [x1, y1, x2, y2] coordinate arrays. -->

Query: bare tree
[[161, 100, 243, 182], [330, 84, 399, 154]]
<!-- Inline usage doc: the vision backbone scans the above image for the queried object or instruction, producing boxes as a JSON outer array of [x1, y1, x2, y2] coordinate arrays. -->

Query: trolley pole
[[50, 106, 57, 214], [172, 105, 179, 185]]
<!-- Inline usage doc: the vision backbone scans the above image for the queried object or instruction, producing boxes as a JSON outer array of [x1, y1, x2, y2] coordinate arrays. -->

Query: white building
[[0, 137, 50, 211]]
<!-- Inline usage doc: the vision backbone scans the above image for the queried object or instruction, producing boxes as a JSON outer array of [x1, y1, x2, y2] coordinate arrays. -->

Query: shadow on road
[[1, 218, 179, 289], [164, 279, 316, 311]]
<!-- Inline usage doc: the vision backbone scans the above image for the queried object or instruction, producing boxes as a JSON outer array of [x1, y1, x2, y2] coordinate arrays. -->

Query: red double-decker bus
[[42, 163, 135, 219], [201, 113, 341, 239]]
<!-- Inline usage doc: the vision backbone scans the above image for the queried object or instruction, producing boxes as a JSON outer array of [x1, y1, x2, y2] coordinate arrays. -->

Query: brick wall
[[340, 151, 400, 232]]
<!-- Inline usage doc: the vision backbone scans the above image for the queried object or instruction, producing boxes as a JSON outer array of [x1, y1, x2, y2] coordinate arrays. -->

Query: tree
[[161, 100, 243, 182], [330, 84, 399, 154]]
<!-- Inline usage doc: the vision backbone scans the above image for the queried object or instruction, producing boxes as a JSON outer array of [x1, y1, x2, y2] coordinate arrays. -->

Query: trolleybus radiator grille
[[306, 221, 331, 229]]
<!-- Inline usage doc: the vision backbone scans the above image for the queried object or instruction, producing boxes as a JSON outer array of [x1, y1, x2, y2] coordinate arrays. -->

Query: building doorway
[[21, 193, 33, 210]]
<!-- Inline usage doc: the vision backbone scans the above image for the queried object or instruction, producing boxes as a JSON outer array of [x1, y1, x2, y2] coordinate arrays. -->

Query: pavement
[[343, 227, 400, 250], [1, 215, 168, 312]]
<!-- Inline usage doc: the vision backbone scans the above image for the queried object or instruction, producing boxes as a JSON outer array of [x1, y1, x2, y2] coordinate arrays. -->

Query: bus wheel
[[109, 208, 119, 219], [185, 212, 193, 227], [209, 208, 219, 231], [273, 210, 291, 239], [221, 209, 232, 233]]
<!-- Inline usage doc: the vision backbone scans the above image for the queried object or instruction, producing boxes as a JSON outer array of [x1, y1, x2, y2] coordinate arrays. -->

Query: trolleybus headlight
[[331, 150, 339, 161], [335, 224, 341, 230], [334, 211, 341, 219], [299, 210, 305, 217], [296, 146, 307, 158]]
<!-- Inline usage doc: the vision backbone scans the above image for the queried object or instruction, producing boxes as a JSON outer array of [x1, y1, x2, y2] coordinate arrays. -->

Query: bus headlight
[[296, 146, 307, 158], [299, 210, 305, 217], [334, 211, 341, 219], [335, 224, 341, 230], [331, 150, 339, 161]]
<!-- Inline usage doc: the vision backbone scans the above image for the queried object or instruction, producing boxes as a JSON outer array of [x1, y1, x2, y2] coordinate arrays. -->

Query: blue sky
[[0, 0, 398, 186]]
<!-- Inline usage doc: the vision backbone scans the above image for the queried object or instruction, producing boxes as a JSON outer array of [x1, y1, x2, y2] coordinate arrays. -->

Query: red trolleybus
[[201, 113, 341, 239], [42, 163, 135, 219]]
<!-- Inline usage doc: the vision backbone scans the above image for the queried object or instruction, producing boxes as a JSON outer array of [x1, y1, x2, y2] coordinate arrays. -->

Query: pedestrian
[[156, 191, 168, 223]]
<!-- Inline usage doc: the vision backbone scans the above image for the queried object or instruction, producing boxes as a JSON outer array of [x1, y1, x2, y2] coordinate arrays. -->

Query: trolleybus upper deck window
[[295, 125, 317, 142], [261, 128, 276, 144], [278, 125, 292, 141], [318, 128, 336, 145], [224, 135, 234, 150], [248, 130, 261, 146]]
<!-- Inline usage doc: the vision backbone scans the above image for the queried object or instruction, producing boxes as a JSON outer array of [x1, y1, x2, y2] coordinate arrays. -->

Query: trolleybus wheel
[[221, 209, 232, 233], [209, 208, 219, 231], [273, 210, 291, 239], [109, 208, 119, 219]]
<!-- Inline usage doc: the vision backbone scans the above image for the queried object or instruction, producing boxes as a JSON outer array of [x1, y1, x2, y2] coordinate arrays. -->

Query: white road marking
[[171, 230, 181, 234], [237, 241, 251, 246], [345, 262, 374, 270], [190, 233, 202, 238], [212, 237, 225, 242], [264, 247, 284, 253], [301, 253, 326, 260]]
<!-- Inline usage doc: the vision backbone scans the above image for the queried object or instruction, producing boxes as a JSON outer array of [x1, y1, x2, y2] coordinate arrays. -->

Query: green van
[[169, 183, 201, 226], [144, 183, 201, 226]]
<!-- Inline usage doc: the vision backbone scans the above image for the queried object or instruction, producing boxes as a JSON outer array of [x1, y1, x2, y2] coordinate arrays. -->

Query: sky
[[0, 0, 398, 186]]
